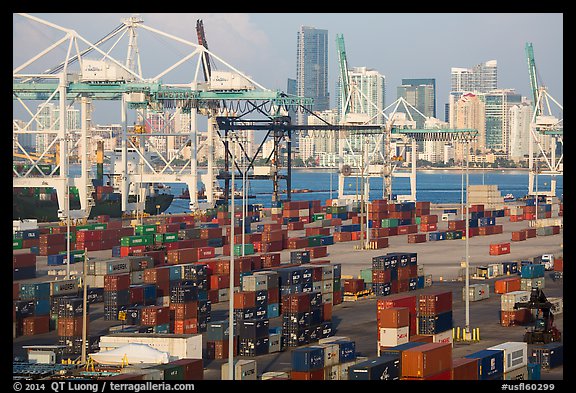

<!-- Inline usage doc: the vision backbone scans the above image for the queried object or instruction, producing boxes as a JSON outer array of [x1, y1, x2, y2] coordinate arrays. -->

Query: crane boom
[[196, 19, 212, 83], [525, 42, 540, 116], [336, 34, 350, 116]]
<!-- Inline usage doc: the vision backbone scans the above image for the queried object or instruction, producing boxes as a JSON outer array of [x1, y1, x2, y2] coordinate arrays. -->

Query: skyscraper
[[337, 66, 386, 124], [296, 26, 329, 125], [453, 92, 486, 162], [451, 60, 497, 93], [397, 78, 436, 127], [508, 103, 533, 162], [481, 89, 522, 154]]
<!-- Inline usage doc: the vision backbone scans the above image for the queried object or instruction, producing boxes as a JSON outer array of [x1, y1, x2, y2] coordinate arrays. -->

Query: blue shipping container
[[417, 276, 424, 289], [521, 264, 545, 279], [417, 310, 453, 334], [469, 218, 479, 228], [372, 282, 391, 297], [112, 246, 121, 258], [349, 355, 400, 380], [527, 363, 541, 380], [320, 236, 334, 246], [47, 254, 66, 266], [291, 346, 325, 371], [336, 340, 356, 363], [465, 349, 504, 380], [33, 299, 50, 315], [267, 303, 280, 319], [502, 262, 519, 275], [530, 343, 563, 369]]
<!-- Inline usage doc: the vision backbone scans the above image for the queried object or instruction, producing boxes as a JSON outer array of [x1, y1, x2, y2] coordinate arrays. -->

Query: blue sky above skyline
[[14, 13, 563, 124]]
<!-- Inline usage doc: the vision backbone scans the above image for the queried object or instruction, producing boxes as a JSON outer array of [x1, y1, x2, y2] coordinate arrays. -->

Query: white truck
[[541, 254, 555, 271]]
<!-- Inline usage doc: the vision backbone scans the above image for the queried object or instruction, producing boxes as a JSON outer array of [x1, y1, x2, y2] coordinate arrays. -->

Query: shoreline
[[286, 166, 531, 172]]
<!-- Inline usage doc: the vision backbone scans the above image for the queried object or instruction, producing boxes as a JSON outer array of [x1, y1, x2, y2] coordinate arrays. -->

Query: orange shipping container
[[511, 231, 527, 241], [291, 370, 324, 380], [377, 307, 410, 328], [23, 315, 50, 336], [451, 358, 479, 380], [494, 277, 521, 294], [234, 291, 256, 309], [401, 342, 452, 378]]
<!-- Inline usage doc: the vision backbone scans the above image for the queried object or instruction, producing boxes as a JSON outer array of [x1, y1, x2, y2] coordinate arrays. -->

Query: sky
[[13, 13, 563, 124]]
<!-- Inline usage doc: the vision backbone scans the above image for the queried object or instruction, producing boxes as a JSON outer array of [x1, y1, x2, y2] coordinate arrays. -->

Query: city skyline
[[13, 13, 563, 126]]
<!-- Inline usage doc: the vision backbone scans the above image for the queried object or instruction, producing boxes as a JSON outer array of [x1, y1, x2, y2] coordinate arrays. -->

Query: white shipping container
[[222, 359, 257, 380], [322, 266, 334, 281], [85, 274, 105, 288], [318, 336, 351, 344], [209, 71, 254, 91], [13, 219, 38, 232], [503, 365, 528, 380], [520, 278, 545, 291], [322, 280, 333, 294], [338, 360, 358, 380], [298, 209, 310, 217], [489, 263, 503, 277], [324, 364, 341, 380], [81, 59, 132, 82], [130, 271, 144, 285], [261, 371, 290, 380], [242, 275, 268, 292], [268, 333, 281, 353], [431, 329, 453, 347], [318, 343, 339, 367], [462, 283, 490, 302], [417, 265, 424, 276], [322, 292, 333, 304], [378, 326, 409, 347], [218, 288, 229, 302], [313, 282, 323, 293], [98, 333, 202, 360], [548, 297, 563, 314], [424, 275, 433, 287], [488, 342, 528, 373], [501, 291, 531, 311]]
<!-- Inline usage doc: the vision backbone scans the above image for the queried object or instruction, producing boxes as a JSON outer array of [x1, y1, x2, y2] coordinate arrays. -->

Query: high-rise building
[[481, 89, 522, 154], [296, 26, 329, 125], [420, 117, 450, 163], [337, 66, 386, 124], [287, 78, 297, 124], [451, 60, 497, 93], [508, 102, 533, 162], [397, 78, 436, 127], [453, 92, 486, 162]]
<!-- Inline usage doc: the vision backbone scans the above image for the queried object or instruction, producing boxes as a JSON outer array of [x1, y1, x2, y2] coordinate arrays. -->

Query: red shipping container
[[408, 233, 427, 243], [551, 225, 560, 235], [234, 291, 256, 309], [120, 245, 146, 257], [261, 240, 283, 253], [511, 231, 526, 241], [13, 283, 20, 300], [470, 204, 484, 212], [22, 239, 39, 249], [368, 237, 389, 249], [260, 253, 281, 268], [397, 278, 409, 293], [330, 218, 342, 226], [500, 309, 533, 327], [372, 270, 391, 284], [408, 265, 418, 278], [143, 266, 170, 284], [397, 266, 412, 281], [307, 246, 327, 259], [57, 316, 85, 337], [451, 358, 479, 380], [377, 307, 410, 328], [267, 288, 279, 304], [288, 237, 308, 249], [13, 253, 36, 268], [333, 232, 352, 242], [129, 285, 145, 304], [104, 273, 131, 291], [197, 247, 215, 260], [509, 215, 524, 222], [448, 220, 466, 230], [343, 278, 365, 293], [523, 213, 536, 220], [494, 277, 521, 294], [554, 257, 563, 272], [262, 230, 283, 243], [291, 370, 324, 380], [142, 250, 165, 266], [207, 289, 219, 304], [419, 223, 437, 232], [409, 335, 434, 344], [200, 228, 222, 240], [493, 224, 503, 234], [205, 338, 238, 359], [23, 315, 50, 336], [418, 291, 452, 316], [524, 228, 537, 238], [141, 306, 170, 326], [39, 233, 66, 245], [467, 227, 479, 238], [403, 369, 452, 380], [489, 242, 510, 255], [167, 248, 197, 264], [174, 318, 198, 334], [169, 359, 204, 380], [420, 215, 438, 224], [281, 293, 311, 313], [288, 221, 304, 230]]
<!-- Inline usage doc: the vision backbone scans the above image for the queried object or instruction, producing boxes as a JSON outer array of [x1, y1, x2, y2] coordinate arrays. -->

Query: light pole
[[464, 140, 471, 338], [228, 133, 236, 381], [242, 147, 246, 257]]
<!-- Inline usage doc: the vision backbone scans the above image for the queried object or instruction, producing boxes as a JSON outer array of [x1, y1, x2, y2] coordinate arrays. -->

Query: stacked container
[[520, 264, 545, 291], [349, 355, 401, 380], [281, 292, 332, 348], [417, 291, 453, 341], [238, 318, 270, 357], [376, 307, 409, 350], [462, 283, 490, 302], [377, 293, 417, 340], [221, 359, 257, 380], [56, 296, 89, 354], [500, 290, 533, 327], [316, 337, 357, 380], [290, 346, 325, 380], [494, 277, 521, 294], [205, 320, 238, 360], [13, 252, 36, 280], [103, 273, 131, 320], [530, 343, 563, 370]]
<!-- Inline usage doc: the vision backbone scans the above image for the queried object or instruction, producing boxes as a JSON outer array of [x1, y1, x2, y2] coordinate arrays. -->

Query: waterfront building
[[481, 89, 522, 155], [397, 78, 435, 129], [296, 26, 329, 126], [451, 60, 497, 93], [508, 102, 533, 162], [453, 92, 486, 162], [337, 66, 386, 125]]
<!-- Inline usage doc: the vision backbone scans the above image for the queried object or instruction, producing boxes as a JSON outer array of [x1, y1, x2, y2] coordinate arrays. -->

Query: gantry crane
[[525, 42, 563, 198]]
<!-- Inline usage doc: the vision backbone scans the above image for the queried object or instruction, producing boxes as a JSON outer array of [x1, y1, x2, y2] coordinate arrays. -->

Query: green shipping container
[[59, 249, 85, 262], [415, 217, 421, 225], [149, 364, 184, 380], [381, 219, 399, 228], [360, 268, 372, 284], [307, 236, 322, 247], [333, 277, 341, 292], [13, 239, 23, 249], [313, 214, 325, 222], [135, 224, 157, 236], [155, 233, 178, 243], [120, 235, 154, 247], [233, 244, 254, 256]]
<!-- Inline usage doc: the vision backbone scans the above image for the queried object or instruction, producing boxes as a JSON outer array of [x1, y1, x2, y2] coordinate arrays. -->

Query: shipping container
[[462, 283, 490, 301], [465, 349, 504, 380], [348, 355, 400, 380], [530, 343, 563, 369], [221, 359, 257, 380], [451, 357, 479, 380], [378, 326, 409, 347], [501, 291, 531, 312], [401, 342, 452, 378], [488, 342, 528, 373]]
